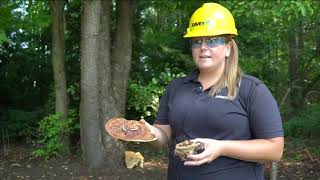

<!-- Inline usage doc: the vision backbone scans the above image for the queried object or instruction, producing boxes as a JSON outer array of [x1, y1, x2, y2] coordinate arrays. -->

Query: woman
[[148, 3, 284, 180]]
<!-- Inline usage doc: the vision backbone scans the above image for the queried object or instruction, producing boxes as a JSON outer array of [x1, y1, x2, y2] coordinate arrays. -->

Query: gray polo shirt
[[154, 70, 283, 180]]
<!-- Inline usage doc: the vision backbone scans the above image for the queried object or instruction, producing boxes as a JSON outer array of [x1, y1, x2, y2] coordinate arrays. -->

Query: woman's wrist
[[218, 140, 228, 157]]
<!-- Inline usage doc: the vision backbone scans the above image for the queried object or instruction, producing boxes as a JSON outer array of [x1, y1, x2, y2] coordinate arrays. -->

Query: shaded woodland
[[0, 0, 319, 179]]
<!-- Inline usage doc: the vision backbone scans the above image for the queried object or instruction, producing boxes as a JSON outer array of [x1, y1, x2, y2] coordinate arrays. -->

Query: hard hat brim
[[183, 29, 238, 38]]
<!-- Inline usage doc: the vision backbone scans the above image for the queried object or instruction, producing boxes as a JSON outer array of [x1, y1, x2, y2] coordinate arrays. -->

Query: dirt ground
[[1, 139, 319, 180]]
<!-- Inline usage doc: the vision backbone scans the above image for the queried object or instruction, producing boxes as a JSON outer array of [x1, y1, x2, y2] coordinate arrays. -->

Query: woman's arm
[[184, 137, 284, 166], [221, 137, 284, 161], [151, 124, 172, 146]]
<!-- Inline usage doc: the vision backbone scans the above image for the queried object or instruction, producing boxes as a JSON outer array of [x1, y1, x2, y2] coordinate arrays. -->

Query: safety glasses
[[190, 37, 227, 49]]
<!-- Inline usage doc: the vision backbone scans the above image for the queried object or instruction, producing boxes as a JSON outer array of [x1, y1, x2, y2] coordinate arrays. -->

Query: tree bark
[[80, 0, 106, 168], [111, 0, 134, 116], [99, 0, 125, 168], [50, 0, 68, 117], [80, 0, 134, 169], [50, 0, 70, 154], [288, 28, 297, 83], [270, 24, 300, 180], [270, 162, 278, 180]]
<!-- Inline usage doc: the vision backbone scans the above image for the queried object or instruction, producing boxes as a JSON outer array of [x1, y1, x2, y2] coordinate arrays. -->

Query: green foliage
[[284, 104, 320, 138], [0, 109, 44, 140], [33, 109, 79, 158], [127, 79, 162, 118], [283, 137, 320, 161], [0, 29, 9, 45], [66, 82, 80, 109], [0, 0, 53, 109], [127, 71, 185, 119], [0, 0, 319, 147]]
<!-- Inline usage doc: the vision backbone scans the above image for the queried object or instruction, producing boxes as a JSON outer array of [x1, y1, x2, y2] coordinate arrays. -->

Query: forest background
[[0, 0, 319, 179]]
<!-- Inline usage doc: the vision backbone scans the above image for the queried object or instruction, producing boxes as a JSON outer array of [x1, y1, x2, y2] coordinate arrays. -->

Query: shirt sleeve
[[154, 83, 171, 125], [248, 84, 284, 139]]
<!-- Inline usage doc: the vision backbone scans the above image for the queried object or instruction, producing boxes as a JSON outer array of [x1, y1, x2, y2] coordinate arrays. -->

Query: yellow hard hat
[[183, 3, 237, 38]]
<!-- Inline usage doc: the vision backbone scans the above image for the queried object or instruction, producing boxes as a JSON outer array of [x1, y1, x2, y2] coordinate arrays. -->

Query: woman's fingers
[[187, 151, 209, 161], [183, 138, 223, 166], [191, 138, 205, 143], [140, 119, 156, 135], [183, 147, 211, 166], [184, 157, 209, 166]]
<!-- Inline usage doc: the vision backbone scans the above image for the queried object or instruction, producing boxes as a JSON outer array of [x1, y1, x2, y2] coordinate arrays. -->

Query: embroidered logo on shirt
[[215, 95, 228, 99]]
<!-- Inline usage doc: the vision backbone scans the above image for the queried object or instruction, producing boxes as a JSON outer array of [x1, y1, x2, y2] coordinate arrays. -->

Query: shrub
[[0, 109, 44, 140], [33, 109, 79, 158], [126, 71, 185, 120], [283, 103, 320, 138]]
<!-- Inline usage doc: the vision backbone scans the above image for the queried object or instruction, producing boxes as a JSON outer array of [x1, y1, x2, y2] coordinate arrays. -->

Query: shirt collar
[[183, 69, 199, 83]]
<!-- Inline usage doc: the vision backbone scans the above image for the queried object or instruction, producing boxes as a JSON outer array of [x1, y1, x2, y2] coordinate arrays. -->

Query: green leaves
[[127, 72, 185, 119], [0, 0, 319, 144], [0, 29, 8, 45], [284, 104, 320, 138], [33, 109, 79, 159], [0, 109, 44, 140]]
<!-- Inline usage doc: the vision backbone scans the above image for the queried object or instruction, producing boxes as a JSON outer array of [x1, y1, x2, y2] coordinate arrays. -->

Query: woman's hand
[[184, 137, 284, 165], [140, 118, 156, 136], [184, 138, 224, 166], [140, 119, 172, 146]]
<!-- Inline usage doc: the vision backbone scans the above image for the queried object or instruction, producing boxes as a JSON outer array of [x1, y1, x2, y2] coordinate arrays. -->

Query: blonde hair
[[209, 38, 242, 100]]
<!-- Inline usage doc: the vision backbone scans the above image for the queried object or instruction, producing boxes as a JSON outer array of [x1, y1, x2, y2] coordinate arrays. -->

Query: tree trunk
[[80, 0, 134, 169], [287, 26, 299, 112], [288, 28, 297, 83], [270, 162, 278, 180], [80, 0, 107, 168], [270, 25, 298, 180], [50, 0, 69, 152], [50, 0, 68, 117], [111, 0, 134, 116], [99, 0, 125, 168]]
